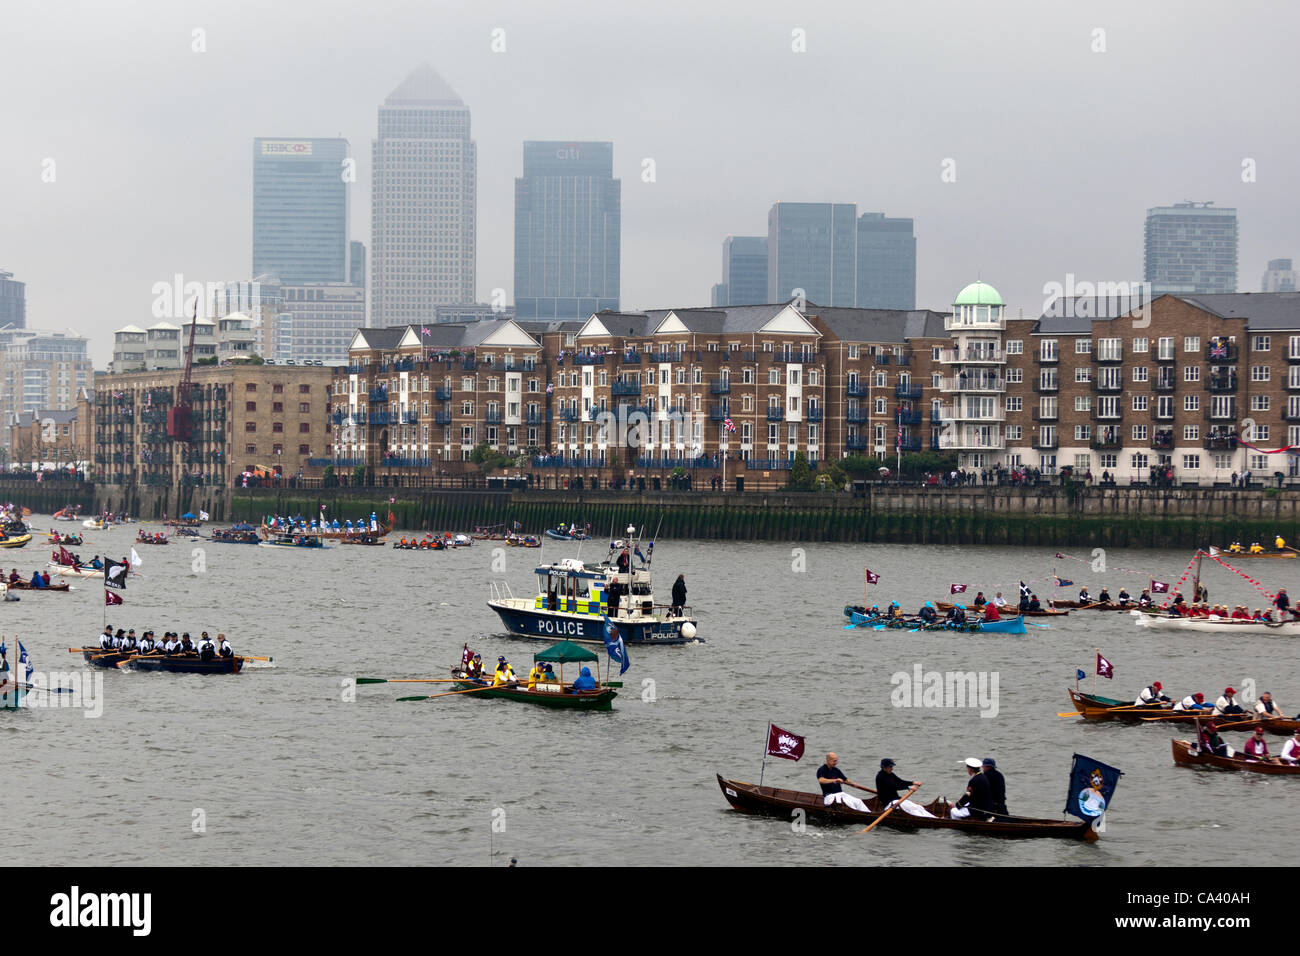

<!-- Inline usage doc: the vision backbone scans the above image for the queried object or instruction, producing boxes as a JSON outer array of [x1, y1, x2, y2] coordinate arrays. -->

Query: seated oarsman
[[816, 753, 871, 813], [1137, 589, 1153, 607], [161, 633, 178, 655], [1250, 542, 1265, 554], [982, 601, 1002, 622], [1174, 692, 1209, 711], [7, 570, 18, 585], [110, 629, 125, 650], [1214, 687, 1246, 716], [1230, 605, 1251, 620], [980, 758, 1009, 816], [949, 758, 987, 819], [1243, 726, 1280, 764], [98, 626, 113, 651], [1228, 541, 1244, 554], [875, 758, 934, 818], [1198, 721, 1232, 757], [541, 663, 558, 683], [945, 605, 967, 625], [917, 602, 937, 623], [29, 571, 43, 588], [179, 633, 196, 655], [120, 630, 138, 654], [1280, 730, 1300, 766], [1255, 692, 1286, 719], [197, 633, 216, 662], [972, 592, 987, 608], [1078, 586, 1091, 604], [1097, 587, 1112, 604], [217, 634, 234, 659], [493, 656, 516, 686], [137, 632, 155, 655], [992, 592, 1007, 607], [1026, 594, 1042, 612], [1117, 587, 1131, 605], [1134, 681, 1172, 706], [1171, 590, 1185, 608]]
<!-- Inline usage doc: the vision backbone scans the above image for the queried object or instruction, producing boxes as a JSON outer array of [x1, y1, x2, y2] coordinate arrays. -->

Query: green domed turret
[[953, 281, 1004, 307]]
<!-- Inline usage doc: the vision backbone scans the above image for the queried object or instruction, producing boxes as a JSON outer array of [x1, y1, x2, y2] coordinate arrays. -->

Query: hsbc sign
[[261, 140, 314, 156]]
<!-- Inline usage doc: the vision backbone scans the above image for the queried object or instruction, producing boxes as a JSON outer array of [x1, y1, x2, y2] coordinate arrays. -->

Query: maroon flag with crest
[[105, 589, 123, 606], [1096, 653, 1114, 679], [1150, 580, 1169, 593], [950, 583, 968, 594], [864, 568, 880, 585], [766, 724, 805, 762]]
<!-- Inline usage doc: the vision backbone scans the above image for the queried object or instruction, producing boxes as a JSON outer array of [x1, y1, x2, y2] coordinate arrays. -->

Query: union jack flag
[[723, 417, 736, 433], [1210, 339, 1228, 359], [421, 327, 430, 336], [896, 422, 903, 450]]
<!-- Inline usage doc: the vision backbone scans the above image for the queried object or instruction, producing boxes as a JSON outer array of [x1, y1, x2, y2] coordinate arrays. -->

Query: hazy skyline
[[4, 0, 1299, 365]]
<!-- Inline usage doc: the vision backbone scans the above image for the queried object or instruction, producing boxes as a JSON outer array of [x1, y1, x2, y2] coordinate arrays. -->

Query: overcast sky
[[3, 0, 1298, 366]]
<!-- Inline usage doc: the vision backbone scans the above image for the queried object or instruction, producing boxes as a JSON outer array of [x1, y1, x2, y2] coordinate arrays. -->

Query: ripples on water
[[3, 525, 1297, 865]]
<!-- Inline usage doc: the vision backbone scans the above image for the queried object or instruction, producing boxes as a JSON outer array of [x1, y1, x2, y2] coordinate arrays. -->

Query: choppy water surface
[[3, 521, 1297, 866]]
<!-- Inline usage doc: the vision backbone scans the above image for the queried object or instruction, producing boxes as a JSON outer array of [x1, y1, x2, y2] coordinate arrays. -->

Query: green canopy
[[534, 640, 599, 664]]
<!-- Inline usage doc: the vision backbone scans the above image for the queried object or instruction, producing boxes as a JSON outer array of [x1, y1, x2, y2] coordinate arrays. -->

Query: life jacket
[[219, 642, 233, 658], [199, 642, 215, 661]]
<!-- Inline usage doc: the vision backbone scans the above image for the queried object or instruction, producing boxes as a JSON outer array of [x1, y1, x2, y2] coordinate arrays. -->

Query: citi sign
[[555, 145, 582, 160]]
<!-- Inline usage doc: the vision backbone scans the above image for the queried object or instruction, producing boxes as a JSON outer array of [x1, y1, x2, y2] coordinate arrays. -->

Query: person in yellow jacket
[[1276, 535, 1287, 551], [527, 661, 544, 690], [1250, 542, 1265, 554], [493, 656, 516, 686]]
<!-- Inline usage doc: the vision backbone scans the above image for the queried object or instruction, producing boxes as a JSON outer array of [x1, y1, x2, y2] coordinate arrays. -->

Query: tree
[[353, 464, 366, 486], [323, 465, 336, 488], [787, 451, 814, 491]]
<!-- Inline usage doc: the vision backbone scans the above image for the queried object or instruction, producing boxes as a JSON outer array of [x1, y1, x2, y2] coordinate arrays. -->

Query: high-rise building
[[350, 241, 367, 289], [856, 213, 916, 310], [0, 328, 92, 457], [717, 236, 768, 306], [1261, 258, 1297, 292], [1144, 202, 1238, 294], [371, 64, 477, 325], [253, 138, 351, 283], [767, 203, 857, 306], [513, 141, 620, 321], [0, 270, 25, 330]]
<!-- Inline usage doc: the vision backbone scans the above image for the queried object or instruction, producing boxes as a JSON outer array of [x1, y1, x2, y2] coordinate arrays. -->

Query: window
[[273, 402, 283, 413], [273, 423, 283, 433], [1097, 338, 1122, 361], [1074, 396, 1091, 412], [1184, 337, 1200, 353], [1182, 454, 1201, 470], [807, 370, 819, 386], [874, 370, 887, 387], [245, 383, 256, 392], [1006, 368, 1023, 383], [789, 369, 800, 386], [1131, 453, 1148, 469], [1250, 453, 1268, 471], [246, 402, 256, 412], [1133, 337, 1149, 353], [245, 444, 256, 453], [1183, 425, 1199, 441], [461, 402, 473, 415], [1132, 366, 1148, 383], [1005, 340, 1023, 355], [741, 368, 753, 385], [1040, 340, 1058, 361], [300, 384, 310, 393], [1213, 454, 1232, 469], [847, 345, 859, 360], [245, 422, 256, 432], [299, 403, 310, 413], [768, 369, 780, 385], [1074, 425, 1091, 441], [1157, 337, 1174, 360], [298, 444, 309, 454], [1075, 338, 1092, 354], [299, 422, 310, 433], [1132, 395, 1148, 411], [1100, 454, 1117, 469], [1252, 365, 1270, 382], [272, 443, 283, 456], [1075, 367, 1092, 383], [1251, 395, 1270, 412], [1256, 425, 1270, 442], [1254, 335, 1271, 352], [874, 398, 886, 415], [462, 377, 474, 391], [273, 384, 283, 394], [1183, 365, 1200, 382], [1132, 424, 1148, 440], [932, 373, 942, 387], [1005, 425, 1022, 440], [1183, 395, 1200, 412], [1097, 396, 1120, 418], [1005, 396, 1023, 412]]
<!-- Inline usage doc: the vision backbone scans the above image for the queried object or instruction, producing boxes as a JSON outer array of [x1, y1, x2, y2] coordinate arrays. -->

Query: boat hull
[[1171, 739, 1300, 774], [450, 677, 614, 710], [715, 775, 1098, 841], [0, 534, 31, 549], [48, 563, 101, 578], [488, 599, 698, 645], [0, 678, 27, 709], [847, 609, 1026, 634], [82, 649, 242, 674], [1131, 609, 1300, 634], [1067, 689, 1300, 734]]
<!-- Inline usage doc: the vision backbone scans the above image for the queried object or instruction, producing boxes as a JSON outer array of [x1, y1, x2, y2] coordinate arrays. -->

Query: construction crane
[[167, 301, 199, 443]]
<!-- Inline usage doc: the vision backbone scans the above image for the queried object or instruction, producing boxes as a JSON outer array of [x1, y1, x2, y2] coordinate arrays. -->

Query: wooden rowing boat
[[5, 580, 71, 592], [715, 775, 1098, 841], [1130, 609, 1300, 635], [846, 608, 1027, 634], [1214, 550, 1296, 559], [1047, 600, 1138, 612], [936, 601, 1068, 618], [81, 649, 244, 675], [1171, 739, 1300, 774], [448, 667, 615, 710], [1067, 690, 1300, 735]]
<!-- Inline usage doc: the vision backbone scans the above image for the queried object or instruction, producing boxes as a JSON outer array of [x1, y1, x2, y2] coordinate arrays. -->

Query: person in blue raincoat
[[571, 666, 597, 691]]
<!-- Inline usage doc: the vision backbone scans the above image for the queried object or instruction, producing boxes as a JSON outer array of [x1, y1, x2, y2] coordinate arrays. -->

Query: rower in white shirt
[[1174, 692, 1208, 711], [138, 633, 154, 654], [217, 634, 234, 658], [992, 592, 1007, 607], [1214, 686, 1247, 716], [196, 633, 216, 662], [1254, 692, 1287, 719], [1280, 730, 1300, 766], [98, 626, 113, 651], [1134, 681, 1171, 706]]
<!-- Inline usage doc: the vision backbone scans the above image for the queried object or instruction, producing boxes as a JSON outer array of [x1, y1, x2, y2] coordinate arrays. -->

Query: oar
[[860, 782, 922, 834], [1025, 621, 1051, 628], [1057, 710, 1082, 717], [356, 677, 462, 685], [397, 683, 508, 702]]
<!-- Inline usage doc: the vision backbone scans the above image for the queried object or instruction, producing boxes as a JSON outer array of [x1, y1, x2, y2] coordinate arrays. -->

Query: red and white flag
[[1150, 580, 1169, 593], [765, 724, 806, 762], [1096, 653, 1113, 679], [105, 589, 123, 606], [864, 568, 880, 585], [950, 583, 968, 594]]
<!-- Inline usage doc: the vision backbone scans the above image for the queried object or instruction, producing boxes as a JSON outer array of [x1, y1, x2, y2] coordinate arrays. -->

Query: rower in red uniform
[[1243, 726, 1280, 764]]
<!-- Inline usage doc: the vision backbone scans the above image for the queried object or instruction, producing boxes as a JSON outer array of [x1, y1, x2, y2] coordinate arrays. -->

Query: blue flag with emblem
[[602, 618, 630, 675], [0, 639, 32, 683], [1063, 753, 1123, 822], [1076, 668, 1086, 682]]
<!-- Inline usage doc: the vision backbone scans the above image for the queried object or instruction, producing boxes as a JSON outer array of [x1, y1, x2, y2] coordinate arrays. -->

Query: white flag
[[199, 510, 210, 522], [130, 547, 143, 568]]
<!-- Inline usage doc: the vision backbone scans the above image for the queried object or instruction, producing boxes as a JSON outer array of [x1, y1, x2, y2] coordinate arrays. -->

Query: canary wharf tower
[[371, 64, 477, 324]]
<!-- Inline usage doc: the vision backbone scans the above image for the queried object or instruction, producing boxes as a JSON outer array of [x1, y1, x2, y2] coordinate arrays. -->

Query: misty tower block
[[717, 236, 768, 306], [514, 142, 620, 321], [856, 213, 915, 310], [252, 138, 351, 283], [767, 202, 857, 306], [1144, 203, 1238, 295], [0, 270, 25, 330], [371, 64, 477, 325]]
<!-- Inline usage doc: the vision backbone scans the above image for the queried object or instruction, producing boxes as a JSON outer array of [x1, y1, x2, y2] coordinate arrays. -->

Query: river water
[[3, 519, 1297, 866]]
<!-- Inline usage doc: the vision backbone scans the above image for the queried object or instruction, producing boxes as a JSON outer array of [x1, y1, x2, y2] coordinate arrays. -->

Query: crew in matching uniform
[[1174, 692, 1208, 711], [98, 626, 113, 651], [1255, 692, 1287, 719], [197, 633, 216, 662], [1134, 681, 1172, 706], [1214, 687, 1246, 716], [217, 634, 234, 658], [493, 656, 516, 686], [875, 758, 934, 818], [949, 757, 989, 820], [1243, 726, 1279, 764], [179, 633, 195, 655], [1281, 730, 1300, 766]]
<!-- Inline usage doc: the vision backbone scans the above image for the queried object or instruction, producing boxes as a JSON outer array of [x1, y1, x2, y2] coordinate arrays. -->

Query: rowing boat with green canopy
[[444, 640, 619, 710]]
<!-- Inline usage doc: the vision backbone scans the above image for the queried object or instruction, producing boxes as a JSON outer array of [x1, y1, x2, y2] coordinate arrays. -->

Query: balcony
[[741, 351, 758, 363], [895, 354, 912, 367], [897, 437, 922, 452], [368, 411, 392, 425], [1155, 350, 1177, 363], [1032, 436, 1059, 450], [1150, 407, 1175, 422], [845, 410, 868, 424], [806, 407, 824, 422], [938, 433, 1004, 451], [611, 381, 641, 396], [938, 348, 1006, 365], [401, 412, 420, 424], [1154, 377, 1177, 392], [874, 353, 891, 365], [369, 388, 389, 404], [846, 437, 869, 451], [708, 405, 730, 421], [621, 352, 642, 364], [572, 353, 604, 366], [1203, 408, 1237, 422], [1033, 380, 1060, 394], [434, 413, 452, 425], [484, 411, 504, 425], [1090, 410, 1123, 423], [938, 405, 1005, 423], [1037, 352, 1060, 365], [1289, 349, 1300, 364], [1032, 410, 1059, 422], [944, 313, 1006, 332], [710, 381, 731, 395], [846, 383, 869, 397], [896, 411, 922, 426], [1090, 435, 1124, 450], [1092, 349, 1124, 363], [942, 376, 1005, 393], [435, 388, 453, 401], [895, 384, 923, 400], [767, 407, 785, 421], [381, 457, 431, 468], [1203, 434, 1238, 451], [1151, 434, 1175, 451], [1205, 375, 1238, 393], [331, 410, 347, 425], [524, 410, 552, 424], [1284, 408, 1300, 422], [559, 408, 580, 422], [1205, 342, 1239, 363]]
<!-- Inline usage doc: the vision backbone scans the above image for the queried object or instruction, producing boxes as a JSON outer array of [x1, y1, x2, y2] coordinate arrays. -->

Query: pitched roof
[[385, 63, 464, 106], [811, 306, 948, 343], [1175, 292, 1300, 330]]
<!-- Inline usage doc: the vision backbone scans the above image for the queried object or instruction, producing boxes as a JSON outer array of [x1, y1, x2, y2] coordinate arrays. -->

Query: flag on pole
[[1096, 653, 1113, 679], [1207, 546, 1221, 556], [602, 619, 630, 676], [105, 589, 123, 606], [723, 417, 736, 433], [1075, 668, 1087, 682], [950, 584, 968, 594], [1150, 580, 1169, 593], [1063, 753, 1124, 822], [199, 510, 210, 521], [765, 724, 806, 761], [1019, 580, 1031, 602], [1055, 576, 1075, 586], [864, 568, 880, 585], [104, 559, 128, 590], [129, 548, 142, 568]]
